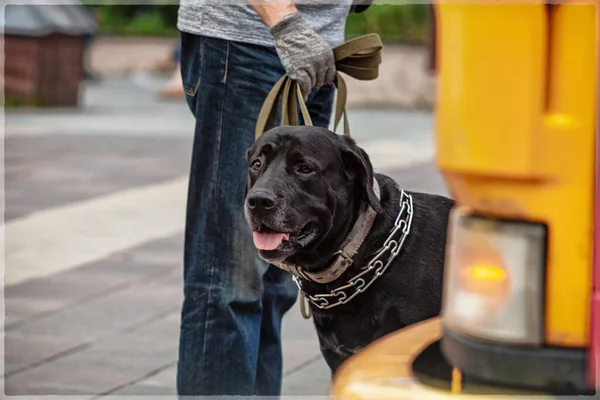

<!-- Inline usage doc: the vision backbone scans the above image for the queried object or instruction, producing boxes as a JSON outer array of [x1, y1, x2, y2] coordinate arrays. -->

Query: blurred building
[[4, 3, 96, 107]]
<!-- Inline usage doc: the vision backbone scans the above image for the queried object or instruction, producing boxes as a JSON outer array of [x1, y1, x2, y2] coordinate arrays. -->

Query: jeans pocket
[[179, 32, 203, 114]]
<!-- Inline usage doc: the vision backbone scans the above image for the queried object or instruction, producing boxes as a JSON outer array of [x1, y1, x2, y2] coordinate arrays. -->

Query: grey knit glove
[[270, 12, 336, 100]]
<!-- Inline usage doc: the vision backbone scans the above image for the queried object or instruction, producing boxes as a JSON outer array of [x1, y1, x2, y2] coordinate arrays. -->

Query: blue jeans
[[177, 32, 335, 396]]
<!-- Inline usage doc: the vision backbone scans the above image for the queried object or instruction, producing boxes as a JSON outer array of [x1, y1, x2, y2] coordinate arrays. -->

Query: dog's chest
[[312, 301, 404, 370]]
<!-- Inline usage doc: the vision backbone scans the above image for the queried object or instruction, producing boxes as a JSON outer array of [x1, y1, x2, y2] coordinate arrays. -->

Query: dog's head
[[244, 125, 383, 265]]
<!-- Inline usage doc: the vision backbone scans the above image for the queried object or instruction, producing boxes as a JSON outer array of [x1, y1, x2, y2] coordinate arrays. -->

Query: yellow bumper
[[330, 318, 555, 400]]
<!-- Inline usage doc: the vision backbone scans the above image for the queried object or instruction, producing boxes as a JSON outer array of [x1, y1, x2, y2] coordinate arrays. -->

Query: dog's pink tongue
[[253, 232, 289, 251]]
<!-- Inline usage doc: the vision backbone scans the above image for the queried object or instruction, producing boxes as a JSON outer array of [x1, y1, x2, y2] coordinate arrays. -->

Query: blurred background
[[90, 1, 429, 39], [4, 1, 448, 397]]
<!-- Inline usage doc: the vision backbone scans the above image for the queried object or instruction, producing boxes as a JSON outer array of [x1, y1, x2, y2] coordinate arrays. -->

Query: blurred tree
[[90, 3, 429, 42]]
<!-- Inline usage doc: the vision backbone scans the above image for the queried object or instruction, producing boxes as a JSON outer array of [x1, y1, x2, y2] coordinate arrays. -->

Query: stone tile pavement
[[4, 75, 448, 397]]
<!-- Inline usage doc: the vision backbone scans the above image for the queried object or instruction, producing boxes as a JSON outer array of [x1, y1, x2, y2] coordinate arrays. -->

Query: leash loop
[[299, 292, 312, 320], [255, 33, 383, 139]]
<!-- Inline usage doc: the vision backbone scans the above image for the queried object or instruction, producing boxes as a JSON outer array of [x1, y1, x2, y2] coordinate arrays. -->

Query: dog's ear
[[340, 138, 383, 214]]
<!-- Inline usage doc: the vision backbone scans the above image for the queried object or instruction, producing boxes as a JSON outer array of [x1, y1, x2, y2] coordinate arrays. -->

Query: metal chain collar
[[294, 190, 414, 311]]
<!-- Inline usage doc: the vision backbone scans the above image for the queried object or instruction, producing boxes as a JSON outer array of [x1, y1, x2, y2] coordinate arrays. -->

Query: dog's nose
[[247, 190, 277, 212]]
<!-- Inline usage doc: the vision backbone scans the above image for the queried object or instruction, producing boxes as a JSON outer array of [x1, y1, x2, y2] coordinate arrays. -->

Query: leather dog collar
[[297, 189, 413, 314], [273, 178, 381, 284]]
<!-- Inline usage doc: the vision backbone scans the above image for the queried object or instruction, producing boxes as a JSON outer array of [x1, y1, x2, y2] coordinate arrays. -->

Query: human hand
[[269, 12, 336, 100]]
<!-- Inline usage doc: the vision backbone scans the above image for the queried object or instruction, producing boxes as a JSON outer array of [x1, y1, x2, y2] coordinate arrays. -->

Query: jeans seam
[[183, 36, 203, 97], [222, 41, 230, 83], [200, 39, 230, 375]]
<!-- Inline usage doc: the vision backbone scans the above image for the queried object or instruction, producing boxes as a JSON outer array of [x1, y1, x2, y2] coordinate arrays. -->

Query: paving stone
[[282, 338, 322, 376], [5, 270, 182, 375], [282, 356, 332, 396], [281, 306, 322, 374], [5, 234, 183, 329], [5, 312, 180, 395], [108, 383, 178, 397], [5, 334, 81, 376], [5, 134, 192, 221], [108, 366, 177, 396]]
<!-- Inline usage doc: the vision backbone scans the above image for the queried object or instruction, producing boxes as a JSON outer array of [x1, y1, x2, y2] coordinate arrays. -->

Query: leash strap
[[255, 33, 383, 139]]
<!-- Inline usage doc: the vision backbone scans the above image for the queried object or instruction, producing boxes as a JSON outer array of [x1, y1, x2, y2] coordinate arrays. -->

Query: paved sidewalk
[[4, 77, 448, 397]]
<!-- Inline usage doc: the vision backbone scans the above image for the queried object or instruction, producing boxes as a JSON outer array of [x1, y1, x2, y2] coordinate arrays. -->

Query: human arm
[[248, 0, 298, 28], [248, 0, 336, 100]]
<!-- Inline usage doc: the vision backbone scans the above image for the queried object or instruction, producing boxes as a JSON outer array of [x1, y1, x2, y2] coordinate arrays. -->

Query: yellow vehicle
[[331, 1, 598, 398]]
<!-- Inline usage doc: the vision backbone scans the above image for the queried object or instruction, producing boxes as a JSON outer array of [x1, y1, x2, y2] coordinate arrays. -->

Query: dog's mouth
[[252, 221, 319, 254]]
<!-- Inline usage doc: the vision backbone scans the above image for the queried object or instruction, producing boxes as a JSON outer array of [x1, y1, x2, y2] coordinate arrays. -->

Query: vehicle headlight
[[441, 207, 547, 345]]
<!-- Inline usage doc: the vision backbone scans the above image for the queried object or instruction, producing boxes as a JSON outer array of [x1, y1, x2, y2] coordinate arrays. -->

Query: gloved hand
[[270, 12, 336, 100]]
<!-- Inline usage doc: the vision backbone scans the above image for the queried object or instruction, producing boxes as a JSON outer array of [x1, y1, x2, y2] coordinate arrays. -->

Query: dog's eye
[[251, 160, 262, 171], [298, 165, 312, 174]]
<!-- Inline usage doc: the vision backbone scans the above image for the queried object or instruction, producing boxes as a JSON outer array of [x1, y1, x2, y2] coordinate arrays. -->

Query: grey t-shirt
[[177, 0, 353, 48]]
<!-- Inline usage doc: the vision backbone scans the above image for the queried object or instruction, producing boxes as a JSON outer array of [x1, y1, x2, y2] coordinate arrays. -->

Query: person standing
[[176, 0, 372, 396], [158, 39, 184, 99]]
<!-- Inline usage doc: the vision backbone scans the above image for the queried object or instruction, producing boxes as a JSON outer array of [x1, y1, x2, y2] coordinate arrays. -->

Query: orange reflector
[[459, 260, 509, 300], [470, 264, 506, 281]]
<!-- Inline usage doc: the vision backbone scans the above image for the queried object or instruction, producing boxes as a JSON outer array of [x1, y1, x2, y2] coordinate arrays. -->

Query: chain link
[[294, 190, 414, 310]]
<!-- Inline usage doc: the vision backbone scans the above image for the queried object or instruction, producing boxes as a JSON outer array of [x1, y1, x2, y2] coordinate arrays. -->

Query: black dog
[[244, 125, 455, 373]]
